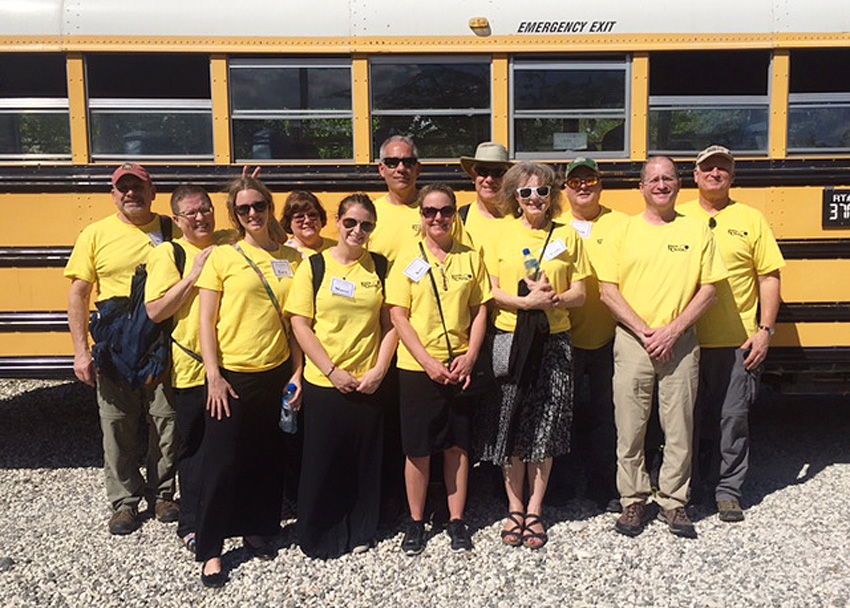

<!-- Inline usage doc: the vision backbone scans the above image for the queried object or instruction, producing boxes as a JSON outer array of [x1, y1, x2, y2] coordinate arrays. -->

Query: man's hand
[[643, 324, 680, 362], [73, 351, 96, 387], [742, 329, 771, 370]]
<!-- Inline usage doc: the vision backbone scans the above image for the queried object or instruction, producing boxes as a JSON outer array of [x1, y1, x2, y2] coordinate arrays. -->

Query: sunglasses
[[341, 217, 375, 233], [175, 206, 213, 219], [565, 176, 600, 190], [516, 186, 551, 200], [382, 157, 419, 169], [292, 211, 320, 223], [475, 166, 506, 179], [234, 200, 269, 216], [421, 205, 456, 219]]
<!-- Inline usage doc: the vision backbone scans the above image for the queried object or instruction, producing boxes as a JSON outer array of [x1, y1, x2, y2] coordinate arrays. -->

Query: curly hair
[[498, 162, 562, 223]]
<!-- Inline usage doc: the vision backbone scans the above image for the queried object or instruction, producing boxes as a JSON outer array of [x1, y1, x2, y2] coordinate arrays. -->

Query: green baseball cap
[[566, 157, 599, 177]]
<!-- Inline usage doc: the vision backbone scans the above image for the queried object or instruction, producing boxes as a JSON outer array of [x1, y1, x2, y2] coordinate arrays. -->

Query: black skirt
[[398, 370, 473, 458], [297, 380, 385, 559], [195, 360, 290, 562]]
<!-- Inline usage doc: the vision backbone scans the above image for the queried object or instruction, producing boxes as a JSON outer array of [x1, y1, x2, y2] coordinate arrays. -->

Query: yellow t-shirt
[[64, 214, 178, 301], [484, 217, 592, 334], [144, 239, 207, 389], [568, 207, 629, 350], [596, 213, 728, 329], [386, 239, 492, 372], [678, 199, 786, 347], [368, 194, 468, 265], [284, 249, 385, 388], [459, 201, 508, 258], [285, 236, 336, 260], [196, 240, 300, 372]]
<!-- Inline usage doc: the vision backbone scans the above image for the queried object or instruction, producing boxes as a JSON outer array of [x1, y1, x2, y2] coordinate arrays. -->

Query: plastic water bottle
[[279, 383, 297, 434], [522, 248, 540, 279]]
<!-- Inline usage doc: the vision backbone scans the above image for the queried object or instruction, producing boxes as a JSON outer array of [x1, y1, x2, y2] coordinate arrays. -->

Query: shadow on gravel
[[745, 392, 850, 508], [0, 381, 102, 469]]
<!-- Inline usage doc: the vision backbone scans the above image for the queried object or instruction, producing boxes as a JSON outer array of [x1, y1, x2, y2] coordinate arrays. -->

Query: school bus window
[[370, 58, 490, 159], [649, 51, 770, 155], [86, 54, 213, 160], [788, 49, 850, 154], [230, 58, 353, 161], [0, 54, 70, 160], [512, 58, 629, 158]]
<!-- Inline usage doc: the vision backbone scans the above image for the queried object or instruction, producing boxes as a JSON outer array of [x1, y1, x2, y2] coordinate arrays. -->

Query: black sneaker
[[446, 519, 473, 552], [401, 520, 426, 556]]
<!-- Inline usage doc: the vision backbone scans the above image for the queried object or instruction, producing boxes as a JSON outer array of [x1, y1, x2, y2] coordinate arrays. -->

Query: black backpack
[[90, 218, 186, 388]]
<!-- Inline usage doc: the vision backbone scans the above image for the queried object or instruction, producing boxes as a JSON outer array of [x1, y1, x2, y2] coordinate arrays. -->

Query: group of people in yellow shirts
[[66, 136, 784, 588]]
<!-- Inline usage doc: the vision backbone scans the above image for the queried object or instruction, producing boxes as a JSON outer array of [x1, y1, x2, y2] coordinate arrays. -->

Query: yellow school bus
[[1, 0, 849, 391]]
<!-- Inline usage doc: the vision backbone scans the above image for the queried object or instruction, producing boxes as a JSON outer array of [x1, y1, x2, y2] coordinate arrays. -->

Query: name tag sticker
[[404, 258, 431, 282], [330, 277, 356, 298], [543, 239, 568, 261], [570, 220, 592, 240], [271, 260, 293, 278], [148, 232, 165, 246]]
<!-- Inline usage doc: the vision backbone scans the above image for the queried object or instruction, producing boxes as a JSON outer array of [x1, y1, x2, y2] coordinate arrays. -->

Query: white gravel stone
[[1, 380, 850, 607]]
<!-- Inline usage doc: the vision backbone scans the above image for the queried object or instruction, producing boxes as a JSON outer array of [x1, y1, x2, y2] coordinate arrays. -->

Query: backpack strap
[[171, 241, 186, 276], [309, 252, 326, 302], [459, 205, 471, 224], [369, 252, 388, 293], [160, 214, 174, 242]]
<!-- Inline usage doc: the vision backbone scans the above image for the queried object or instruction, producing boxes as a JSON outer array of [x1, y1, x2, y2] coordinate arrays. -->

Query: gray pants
[[96, 372, 178, 512], [693, 348, 759, 502]]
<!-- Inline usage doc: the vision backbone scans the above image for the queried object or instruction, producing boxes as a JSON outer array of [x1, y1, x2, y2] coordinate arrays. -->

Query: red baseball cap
[[111, 163, 152, 187]]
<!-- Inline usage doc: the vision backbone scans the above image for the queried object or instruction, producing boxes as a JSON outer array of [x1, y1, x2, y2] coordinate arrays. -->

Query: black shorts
[[398, 370, 473, 458]]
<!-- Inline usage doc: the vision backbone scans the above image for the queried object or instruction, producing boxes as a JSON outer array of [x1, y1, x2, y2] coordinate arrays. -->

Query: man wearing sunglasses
[[678, 145, 784, 523], [558, 157, 628, 514], [597, 156, 727, 539], [370, 135, 466, 265], [65, 163, 181, 535], [457, 142, 513, 255]]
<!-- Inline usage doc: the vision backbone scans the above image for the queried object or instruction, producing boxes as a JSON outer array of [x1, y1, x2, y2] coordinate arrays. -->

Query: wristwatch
[[758, 325, 775, 337]]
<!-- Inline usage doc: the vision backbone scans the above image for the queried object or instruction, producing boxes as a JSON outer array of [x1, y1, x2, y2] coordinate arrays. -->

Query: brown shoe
[[717, 499, 745, 523], [108, 508, 139, 535], [614, 502, 646, 537], [658, 506, 698, 539], [154, 500, 180, 523]]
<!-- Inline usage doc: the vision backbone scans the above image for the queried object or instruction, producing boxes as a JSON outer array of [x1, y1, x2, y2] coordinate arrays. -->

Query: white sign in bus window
[[553, 133, 588, 151]]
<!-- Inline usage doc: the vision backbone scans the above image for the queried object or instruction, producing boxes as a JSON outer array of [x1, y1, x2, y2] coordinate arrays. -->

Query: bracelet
[[325, 364, 336, 377]]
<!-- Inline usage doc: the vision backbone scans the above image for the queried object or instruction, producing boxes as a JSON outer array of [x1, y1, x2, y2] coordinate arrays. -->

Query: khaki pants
[[613, 326, 699, 510], [96, 372, 178, 512]]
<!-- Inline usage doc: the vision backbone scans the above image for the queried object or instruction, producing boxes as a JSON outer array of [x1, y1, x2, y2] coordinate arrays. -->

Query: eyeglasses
[[341, 217, 375, 233], [421, 205, 456, 219], [516, 186, 551, 200], [234, 200, 269, 216], [708, 217, 717, 229], [174, 206, 213, 219], [292, 211, 320, 223], [381, 157, 418, 169], [565, 176, 600, 190], [475, 166, 506, 179]]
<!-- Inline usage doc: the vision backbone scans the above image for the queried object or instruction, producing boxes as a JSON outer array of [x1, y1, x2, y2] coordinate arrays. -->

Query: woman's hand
[[523, 272, 560, 310], [329, 367, 360, 394], [286, 373, 303, 411], [423, 356, 455, 385], [356, 366, 386, 395], [449, 352, 477, 390], [206, 372, 238, 420]]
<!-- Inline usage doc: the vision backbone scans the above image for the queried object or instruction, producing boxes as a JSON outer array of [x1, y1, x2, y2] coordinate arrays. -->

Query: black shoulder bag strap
[[418, 241, 455, 363], [161, 214, 173, 242], [309, 252, 326, 302], [232, 244, 285, 324], [459, 205, 471, 224]]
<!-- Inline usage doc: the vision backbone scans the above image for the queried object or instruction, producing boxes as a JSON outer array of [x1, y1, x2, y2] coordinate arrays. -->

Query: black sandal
[[522, 513, 548, 549], [501, 511, 525, 547]]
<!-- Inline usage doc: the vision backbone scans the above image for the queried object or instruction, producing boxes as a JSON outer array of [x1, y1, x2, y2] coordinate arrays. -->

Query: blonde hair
[[498, 162, 562, 223], [225, 176, 286, 244]]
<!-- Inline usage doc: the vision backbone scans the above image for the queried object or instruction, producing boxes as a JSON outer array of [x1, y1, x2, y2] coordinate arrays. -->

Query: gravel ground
[[1, 379, 849, 607]]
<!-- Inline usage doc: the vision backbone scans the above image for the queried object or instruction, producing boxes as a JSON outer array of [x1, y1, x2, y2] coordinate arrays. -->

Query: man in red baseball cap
[[65, 163, 180, 535]]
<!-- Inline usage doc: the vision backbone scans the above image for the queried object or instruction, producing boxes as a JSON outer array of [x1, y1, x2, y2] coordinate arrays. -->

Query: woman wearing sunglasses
[[387, 184, 492, 555], [286, 193, 398, 559], [194, 176, 303, 587], [281, 190, 336, 259], [478, 162, 591, 550]]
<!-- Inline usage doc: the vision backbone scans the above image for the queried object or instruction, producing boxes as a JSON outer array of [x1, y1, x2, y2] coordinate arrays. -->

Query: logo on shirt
[[728, 228, 748, 237], [667, 244, 690, 252], [361, 279, 381, 288], [451, 273, 473, 282]]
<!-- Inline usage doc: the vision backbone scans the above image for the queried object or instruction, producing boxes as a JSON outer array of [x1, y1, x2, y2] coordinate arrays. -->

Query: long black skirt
[[297, 380, 385, 559], [195, 360, 289, 562]]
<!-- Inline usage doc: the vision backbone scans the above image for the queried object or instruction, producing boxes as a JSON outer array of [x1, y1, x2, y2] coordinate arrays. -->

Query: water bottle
[[279, 383, 297, 434], [522, 248, 540, 279]]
